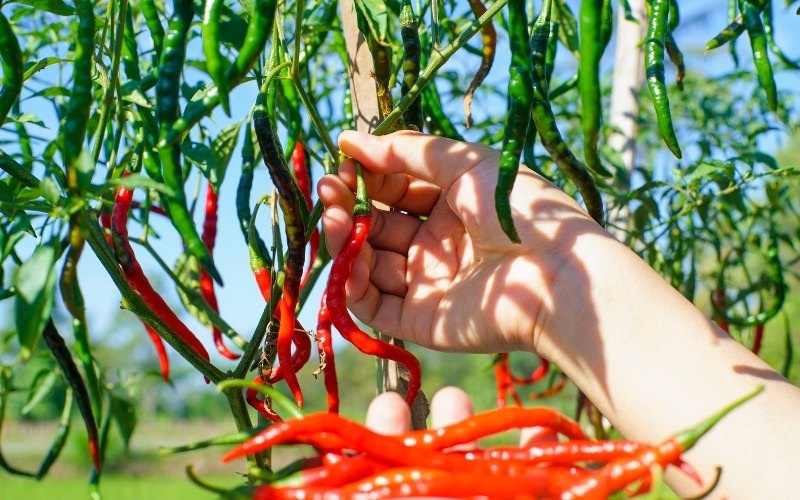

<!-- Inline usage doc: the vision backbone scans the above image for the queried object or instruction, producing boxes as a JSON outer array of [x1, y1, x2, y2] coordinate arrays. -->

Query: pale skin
[[319, 130, 800, 499]]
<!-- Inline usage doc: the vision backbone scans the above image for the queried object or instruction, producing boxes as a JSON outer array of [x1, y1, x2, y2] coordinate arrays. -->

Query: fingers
[[365, 391, 411, 436], [520, 426, 559, 447], [319, 175, 422, 256], [430, 386, 476, 451], [338, 130, 499, 191], [337, 158, 441, 216]]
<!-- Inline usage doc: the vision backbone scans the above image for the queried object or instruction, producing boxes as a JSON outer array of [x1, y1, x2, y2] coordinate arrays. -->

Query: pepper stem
[[354, 161, 371, 217], [675, 386, 763, 451]]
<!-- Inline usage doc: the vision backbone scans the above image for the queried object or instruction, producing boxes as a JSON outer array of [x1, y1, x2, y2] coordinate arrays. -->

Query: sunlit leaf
[[14, 241, 59, 359]]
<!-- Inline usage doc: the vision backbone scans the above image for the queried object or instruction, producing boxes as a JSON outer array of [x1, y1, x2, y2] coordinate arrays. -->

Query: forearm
[[539, 228, 800, 499]]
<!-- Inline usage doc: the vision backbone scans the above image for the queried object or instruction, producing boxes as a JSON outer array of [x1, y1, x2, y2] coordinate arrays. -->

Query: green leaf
[[173, 252, 210, 327], [9, 113, 46, 127], [14, 241, 59, 359], [41, 177, 61, 205], [11, 0, 74, 16], [110, 393, 137, 449], [21, 370, 58, 415], [731, 152, 778, 170], [109, 174, 176, 197], [684, 160, 732, 186], [354, 0, 391, 42], [208, 122, 242, 191], [23, 57, 70, 82], [182, 142, 217, 185]]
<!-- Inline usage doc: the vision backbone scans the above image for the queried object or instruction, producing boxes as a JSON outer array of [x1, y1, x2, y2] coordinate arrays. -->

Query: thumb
[[338, 130, 499, 190]]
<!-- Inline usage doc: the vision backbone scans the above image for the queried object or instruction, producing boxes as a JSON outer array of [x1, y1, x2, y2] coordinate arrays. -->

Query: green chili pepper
[[140, 0, 165, 62], [42, 319, 101, 471], [236, 122, 270, 258], [62, 0, 95, 172], [762, 2, 800, 70], [739, 0, 777, 112], [371, 37, 396, 123], [280, 76, 303, 159], [578, 0, 613, 177], [663, 0, 685, 90], [122, 9, 142, 81], [156, 0, 223, 284], [495, 0, 533, 243], [532, 0, 604, 226], [203, 0, 231, 115], [522, 114, 538, 173], [727, 0, 741, 66], [59, 226, 102, 422], [600, 0, 613, 52], [400, 0, 424, 131], [545, 21, 559, 90], [158, 0, 276, 148], [0, 12, 23, 125], [36, 388, 74, 479], [664, 32, 685, 91], [704, 0, 768, 52], [645, 0, 682, 159], [253, 114, 306, 407], [463, 0, 497, 128], [422, 86, 464, 141]]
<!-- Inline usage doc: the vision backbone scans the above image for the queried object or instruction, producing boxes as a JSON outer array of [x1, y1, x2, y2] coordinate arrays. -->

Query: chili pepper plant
[[0, 0, 799, 497]]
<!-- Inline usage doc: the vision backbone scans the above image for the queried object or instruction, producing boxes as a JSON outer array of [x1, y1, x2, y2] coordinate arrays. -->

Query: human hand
[[319, 131, 613, 356], [365, 386, 557, 446]]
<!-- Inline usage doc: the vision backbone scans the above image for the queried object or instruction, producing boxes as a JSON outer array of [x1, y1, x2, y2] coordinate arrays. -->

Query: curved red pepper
[[110, 186, 210, 371], [200, 181, 239, 360], [326, 215, 421, 406], [291, 142, 319, 290]]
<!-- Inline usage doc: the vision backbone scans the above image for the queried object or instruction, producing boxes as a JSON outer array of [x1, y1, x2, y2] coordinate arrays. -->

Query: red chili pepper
[[110, 186, 211, 369], [291, 142, 320, 290], [200, 181, 239, 360], [223, 407, 588, 462], [255, 466, 581, 499], [494, 353, 522, 408], [101, 207, 170, 382], [267, 320, 311, 385], [254, 116, 306, 408], [529, 375, 568, 401], [326, 213, 421, 406], [270, 455, 386, 489], [751, 323, 765, 355], [245, 207, 311, 395], [99, 209, 112, 245], [510, 356, 550, 385], [315, 290, 339, 413], [469, 440, 647, 465], [144, 324, 170, 383], [245, 375, 283, 423]]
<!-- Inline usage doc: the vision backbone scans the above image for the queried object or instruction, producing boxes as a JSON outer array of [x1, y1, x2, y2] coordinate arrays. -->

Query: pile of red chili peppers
[[220, 387, 759, 499]]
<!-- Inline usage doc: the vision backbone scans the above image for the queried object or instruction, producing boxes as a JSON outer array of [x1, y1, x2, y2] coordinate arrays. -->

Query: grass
[[0, 474, 244, 500]]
